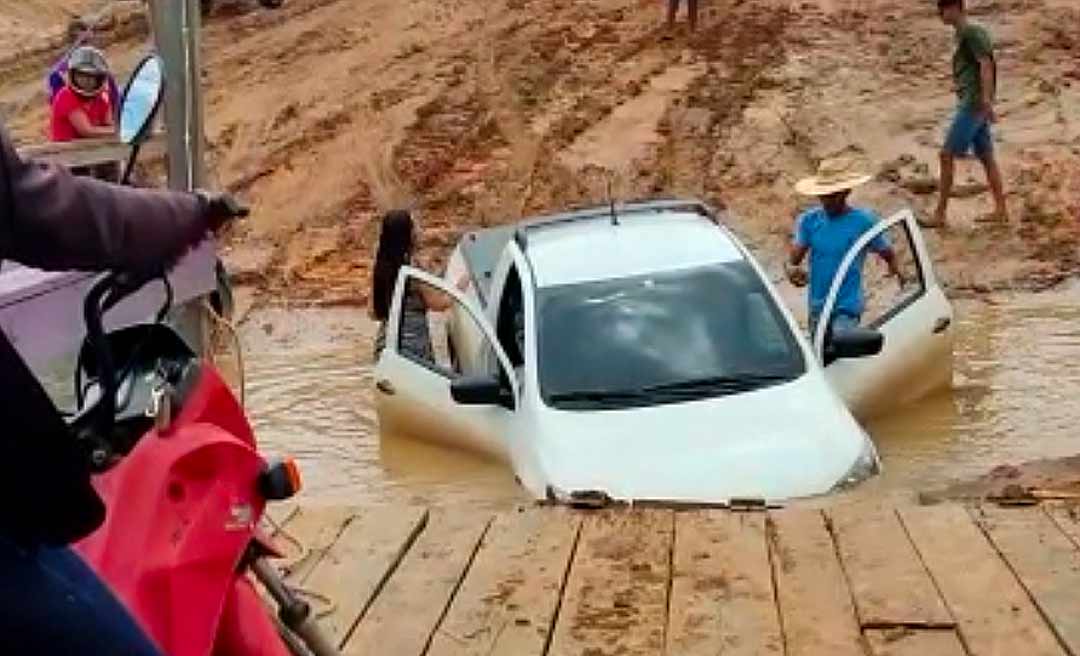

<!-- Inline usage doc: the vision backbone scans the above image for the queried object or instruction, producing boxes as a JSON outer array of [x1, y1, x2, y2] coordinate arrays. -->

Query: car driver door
[[373, 267, 519, 462], [818, 209, 954, 419]]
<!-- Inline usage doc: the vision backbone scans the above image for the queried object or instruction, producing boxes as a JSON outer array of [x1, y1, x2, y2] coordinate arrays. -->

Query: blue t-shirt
[[794, 206, 889, 318]]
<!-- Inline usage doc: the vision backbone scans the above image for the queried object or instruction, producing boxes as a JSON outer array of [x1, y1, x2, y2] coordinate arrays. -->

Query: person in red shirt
[[49, 46, 115, 143]]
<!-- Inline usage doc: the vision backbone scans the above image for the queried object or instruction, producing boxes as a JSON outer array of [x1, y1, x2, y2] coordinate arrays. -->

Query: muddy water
[[864, 287, 1080, 498], [238, 308, 525, 509], [242, 290, 1080, 507]]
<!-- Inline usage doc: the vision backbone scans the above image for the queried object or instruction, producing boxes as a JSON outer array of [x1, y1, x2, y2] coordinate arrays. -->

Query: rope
[[258, 512, 339, 620], [201, 299, 245, 408]]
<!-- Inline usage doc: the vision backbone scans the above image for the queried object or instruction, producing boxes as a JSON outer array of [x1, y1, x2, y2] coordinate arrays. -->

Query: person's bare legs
[[979, 152, 1008, 220], [667, 0, 679, 30], [688, 0, 698, 30], [929, 150, 955, 227]]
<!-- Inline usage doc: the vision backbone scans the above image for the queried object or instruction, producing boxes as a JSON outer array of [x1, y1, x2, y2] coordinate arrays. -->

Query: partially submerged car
[[373, 200, 953, 505]]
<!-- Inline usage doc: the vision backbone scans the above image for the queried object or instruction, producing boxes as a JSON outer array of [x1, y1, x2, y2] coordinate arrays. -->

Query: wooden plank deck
[[256, 502, 1080, 656]]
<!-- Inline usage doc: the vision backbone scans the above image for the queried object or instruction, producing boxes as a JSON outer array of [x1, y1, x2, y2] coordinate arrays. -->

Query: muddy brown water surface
[[243, 290, 1080, 508]]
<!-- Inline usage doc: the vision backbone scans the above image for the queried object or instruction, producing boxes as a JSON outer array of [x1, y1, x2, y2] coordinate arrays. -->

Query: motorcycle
[[64, 53, 338, 656]]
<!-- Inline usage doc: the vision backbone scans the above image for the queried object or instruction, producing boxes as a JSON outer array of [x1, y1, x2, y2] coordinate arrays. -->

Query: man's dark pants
[[0, 535, 162, 654]]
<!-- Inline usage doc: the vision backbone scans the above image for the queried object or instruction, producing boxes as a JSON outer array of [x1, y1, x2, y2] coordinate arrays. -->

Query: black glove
[[196, 190, 249, 232]]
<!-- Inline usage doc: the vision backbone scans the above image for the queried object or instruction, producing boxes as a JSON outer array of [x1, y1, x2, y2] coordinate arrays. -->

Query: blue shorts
[[944, 108, 993, 159]]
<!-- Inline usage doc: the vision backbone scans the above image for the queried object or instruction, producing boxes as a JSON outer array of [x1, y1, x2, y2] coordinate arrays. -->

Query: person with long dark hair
[[370, 209, 466, 360]]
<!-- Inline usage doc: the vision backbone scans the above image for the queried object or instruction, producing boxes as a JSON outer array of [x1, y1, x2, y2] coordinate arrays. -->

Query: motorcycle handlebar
[[79, 192, 245, 435]]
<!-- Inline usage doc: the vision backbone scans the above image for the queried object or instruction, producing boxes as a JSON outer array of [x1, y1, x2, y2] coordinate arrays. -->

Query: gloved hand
[[196, 190, 249, 232]]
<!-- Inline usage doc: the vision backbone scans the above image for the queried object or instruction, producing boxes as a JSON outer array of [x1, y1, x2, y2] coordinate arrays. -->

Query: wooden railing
[[17, 132, 166, 169]]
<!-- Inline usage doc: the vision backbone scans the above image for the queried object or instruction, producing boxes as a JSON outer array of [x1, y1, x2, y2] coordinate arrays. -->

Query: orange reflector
[[284, 457, 302, 494]]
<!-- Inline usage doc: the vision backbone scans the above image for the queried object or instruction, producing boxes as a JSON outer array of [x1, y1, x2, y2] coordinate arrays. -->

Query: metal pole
[[147, 0, 206, 191], [147, 0, 211, 356]]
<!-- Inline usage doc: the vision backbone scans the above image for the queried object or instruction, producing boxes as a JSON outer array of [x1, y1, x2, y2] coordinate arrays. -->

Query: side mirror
[[119, 55, 165, 146], [451, 375, 513, 409], [825, 326, 884, 365]]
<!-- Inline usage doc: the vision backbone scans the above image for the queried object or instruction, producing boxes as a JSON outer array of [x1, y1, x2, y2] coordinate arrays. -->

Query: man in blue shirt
[[785, 158, 903, 338]]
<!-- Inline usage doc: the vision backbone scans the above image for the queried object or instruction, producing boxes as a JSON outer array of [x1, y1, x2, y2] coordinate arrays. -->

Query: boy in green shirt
[[924, 0, 1008, 228]]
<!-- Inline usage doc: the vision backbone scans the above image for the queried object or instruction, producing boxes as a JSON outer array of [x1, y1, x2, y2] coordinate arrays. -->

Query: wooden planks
[[548, 509, 673, 656], [343, 509, 493, 656], [427, 508, 581, 656], [768, 509, 864, 656], [974, 505, 1080, 654], [262, 502, 299, 531], [256, 502, 1080, 656], [1045, 503, 1080, 549], [276, 505, 356, 584], [828, 504, 952, 628], [864, 628, 966, 656], [666, 511, 783, 656], [898, 505, 1066, 656], [303, 506, 428, 647]]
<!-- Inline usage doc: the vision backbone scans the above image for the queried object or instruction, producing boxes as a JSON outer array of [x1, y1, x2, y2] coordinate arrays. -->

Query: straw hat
[[795, 157, 873, 196]]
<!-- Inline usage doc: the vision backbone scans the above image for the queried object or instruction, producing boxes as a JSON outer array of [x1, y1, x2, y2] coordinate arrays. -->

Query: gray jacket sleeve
[[0, 127, 212, 273]]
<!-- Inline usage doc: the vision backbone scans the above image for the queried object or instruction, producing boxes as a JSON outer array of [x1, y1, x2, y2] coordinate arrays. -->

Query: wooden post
[[146, 0, 206, 191], [146, 0, 212, 356]]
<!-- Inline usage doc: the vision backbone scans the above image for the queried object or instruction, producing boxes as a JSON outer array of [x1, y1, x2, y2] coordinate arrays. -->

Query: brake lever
[[221, 194, 250, 219]]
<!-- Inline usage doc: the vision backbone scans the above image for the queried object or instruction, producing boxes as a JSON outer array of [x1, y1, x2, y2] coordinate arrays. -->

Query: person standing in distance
[[924, 0, 1007, 228]]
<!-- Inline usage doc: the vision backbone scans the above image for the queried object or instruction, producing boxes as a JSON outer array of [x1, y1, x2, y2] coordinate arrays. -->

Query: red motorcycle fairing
[[76, 365, 272, 656], [214, 577, 292, 656]]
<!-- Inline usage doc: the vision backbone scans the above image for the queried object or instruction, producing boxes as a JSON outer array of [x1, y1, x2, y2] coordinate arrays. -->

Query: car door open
[[817, 209, 954, 419], [373, 267, 519, 461]]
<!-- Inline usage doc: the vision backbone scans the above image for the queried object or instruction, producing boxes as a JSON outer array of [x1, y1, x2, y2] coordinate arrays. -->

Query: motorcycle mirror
[[119, 54, 164, 146]]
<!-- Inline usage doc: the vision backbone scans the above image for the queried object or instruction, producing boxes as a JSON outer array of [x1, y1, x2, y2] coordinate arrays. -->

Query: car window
[[537, 262, 805, 410], [860, 221, 925, 328], [396, 278, 503, 382], [496, 267, 525, 367]]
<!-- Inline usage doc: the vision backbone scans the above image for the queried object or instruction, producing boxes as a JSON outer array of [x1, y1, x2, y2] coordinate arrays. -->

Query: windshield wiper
[[549, 389, 651, 403], [642, 373, 795, 394], [548, 389, 658, 408]]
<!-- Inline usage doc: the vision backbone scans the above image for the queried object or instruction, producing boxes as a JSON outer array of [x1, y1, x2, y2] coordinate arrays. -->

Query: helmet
[[67, 46, 109, 97]]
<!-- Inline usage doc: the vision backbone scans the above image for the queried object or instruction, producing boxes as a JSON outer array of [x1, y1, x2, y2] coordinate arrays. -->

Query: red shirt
[[50, 86, 112, 142]]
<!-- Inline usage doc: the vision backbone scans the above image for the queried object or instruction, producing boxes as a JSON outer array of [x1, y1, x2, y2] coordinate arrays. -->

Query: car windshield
[[537, 262, 805, 410]]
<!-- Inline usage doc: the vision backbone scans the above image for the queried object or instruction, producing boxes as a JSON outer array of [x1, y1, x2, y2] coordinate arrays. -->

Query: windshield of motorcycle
[[537, 261, 806, 410]]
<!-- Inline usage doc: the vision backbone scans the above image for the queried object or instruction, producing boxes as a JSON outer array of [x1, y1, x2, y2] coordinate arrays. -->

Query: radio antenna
[[607, 172, 619, 226]]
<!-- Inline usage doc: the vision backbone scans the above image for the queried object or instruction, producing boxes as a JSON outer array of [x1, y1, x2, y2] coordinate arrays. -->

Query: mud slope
[[1, 0, 1078, 305]]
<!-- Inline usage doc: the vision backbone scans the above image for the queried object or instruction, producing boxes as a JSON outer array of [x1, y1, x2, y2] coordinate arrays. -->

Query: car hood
[[530, 374, 872, 503]]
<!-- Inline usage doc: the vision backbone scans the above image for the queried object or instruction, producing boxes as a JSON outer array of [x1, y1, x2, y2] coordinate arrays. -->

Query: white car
[[373, 200, 953, 504]]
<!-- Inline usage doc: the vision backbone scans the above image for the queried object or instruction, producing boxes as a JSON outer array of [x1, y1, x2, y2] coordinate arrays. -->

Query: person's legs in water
[[0, 536, 162, 655]]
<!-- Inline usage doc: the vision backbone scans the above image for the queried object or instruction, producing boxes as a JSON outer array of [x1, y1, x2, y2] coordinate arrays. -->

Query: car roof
[[523, 208, 746, 288]]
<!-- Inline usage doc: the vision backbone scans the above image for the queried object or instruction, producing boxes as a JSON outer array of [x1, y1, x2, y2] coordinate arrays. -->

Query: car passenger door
[[818, 209, 954, 419], [373, 267, 519, 461]]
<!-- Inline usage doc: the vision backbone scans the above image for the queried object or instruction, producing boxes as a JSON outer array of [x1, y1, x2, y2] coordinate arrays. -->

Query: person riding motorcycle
[[0, 124, 237, 654], [51, 46, 116, 143], [49, 45, 122, 181], [47, 22, 121, 114]]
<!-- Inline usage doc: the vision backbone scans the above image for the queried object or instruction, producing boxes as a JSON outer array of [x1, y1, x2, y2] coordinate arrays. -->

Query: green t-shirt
[[953, 23, 995, 109]]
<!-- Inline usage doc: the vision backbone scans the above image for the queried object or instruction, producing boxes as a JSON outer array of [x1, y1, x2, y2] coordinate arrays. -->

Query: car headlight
[[831, 436, 881, 492]]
